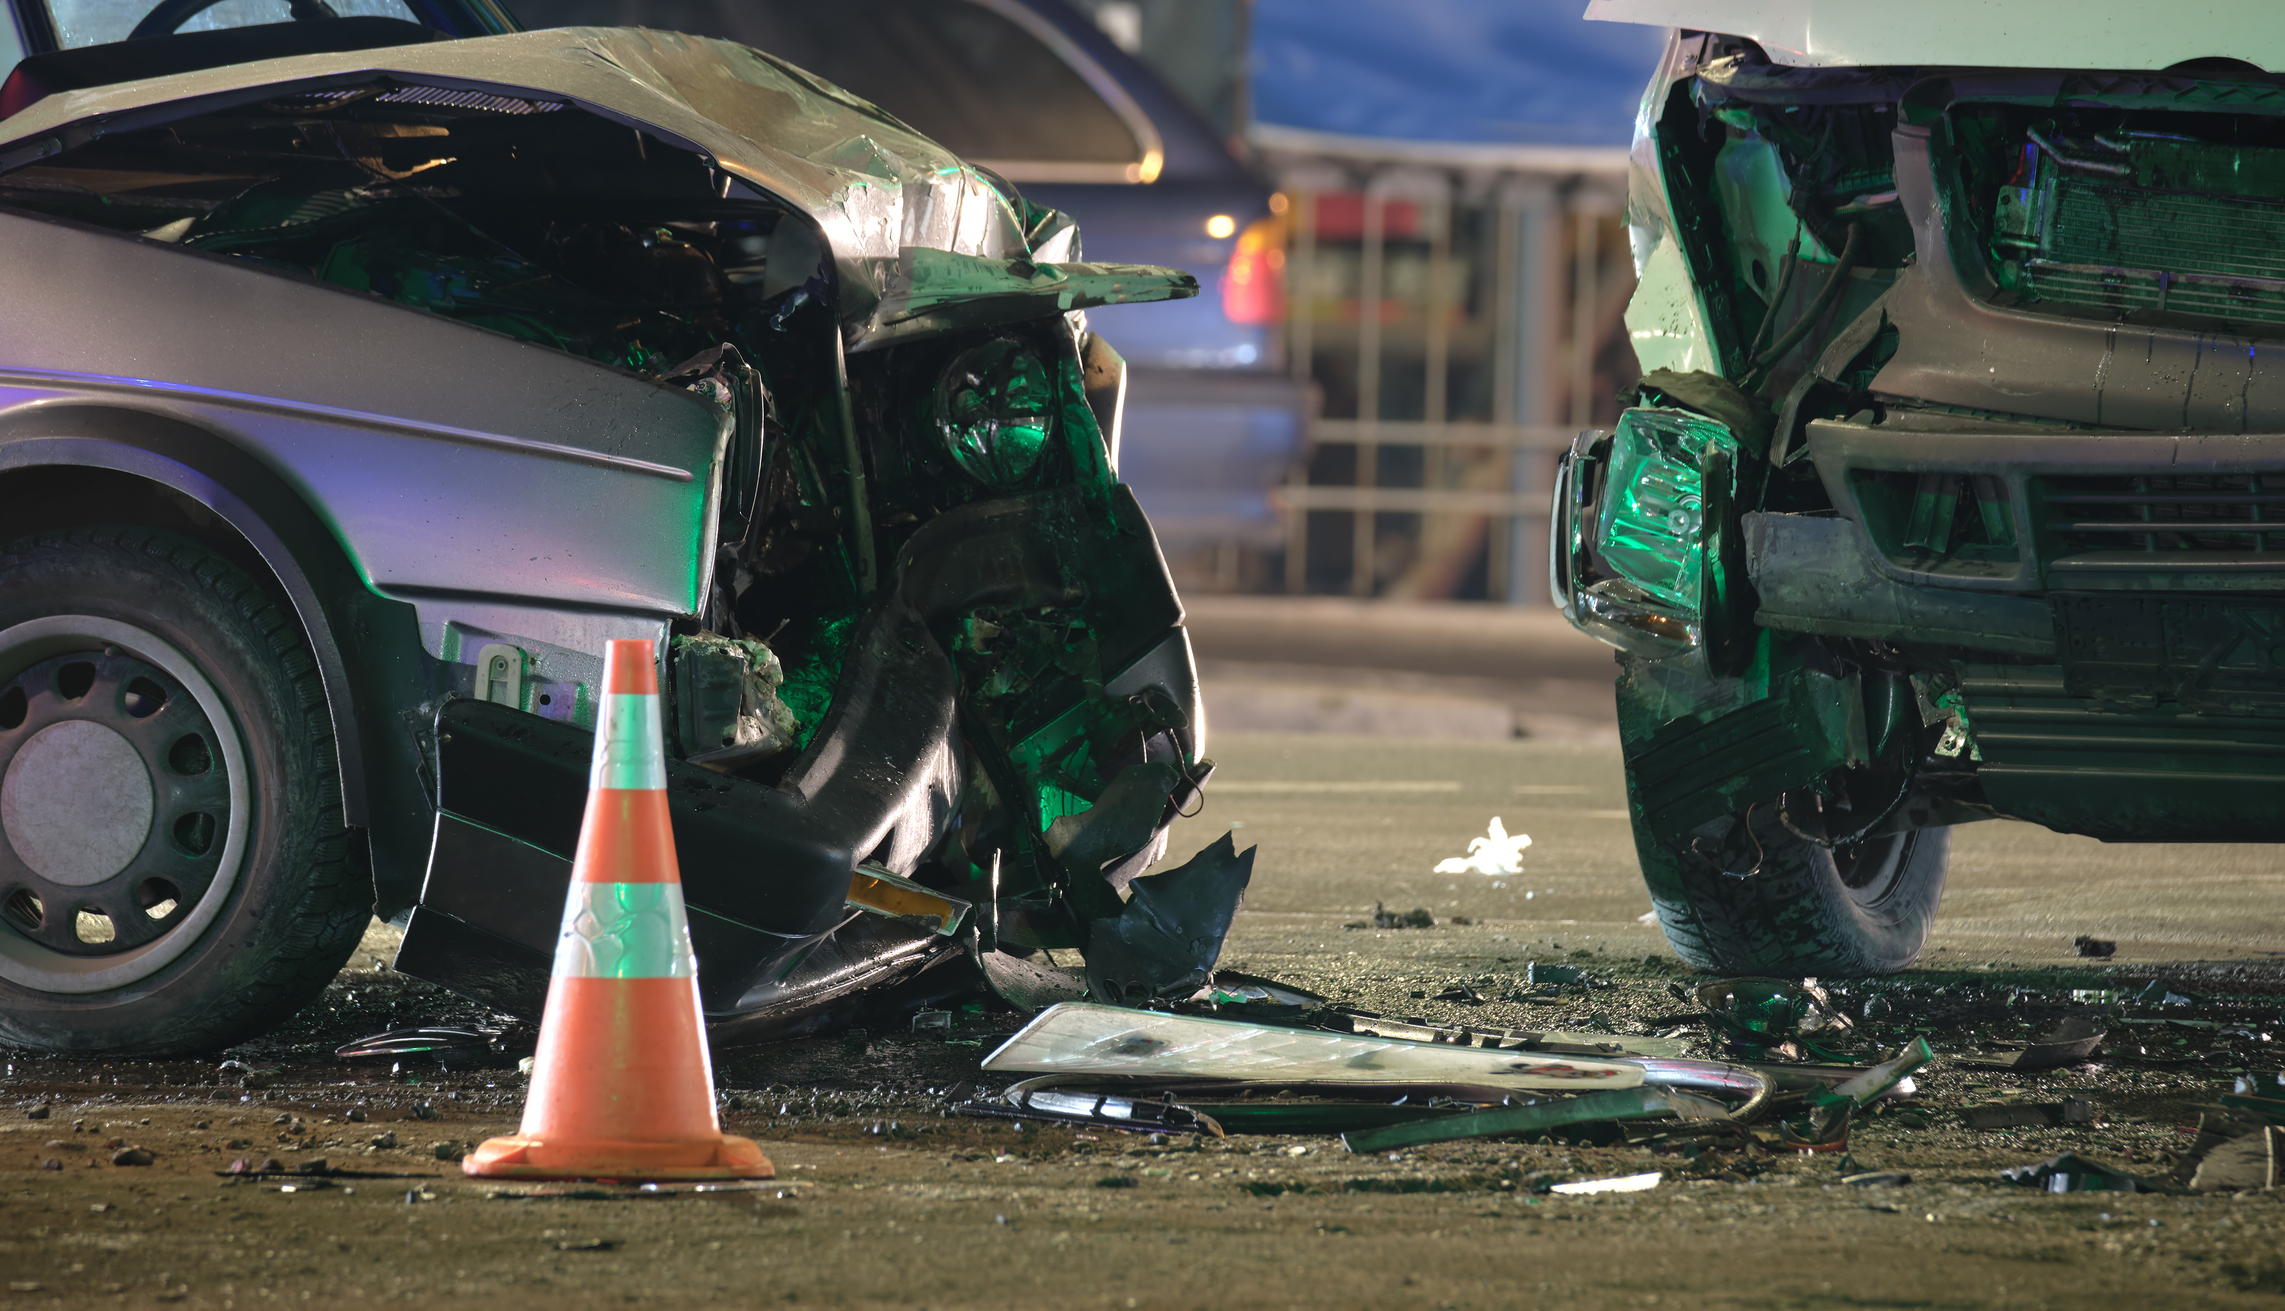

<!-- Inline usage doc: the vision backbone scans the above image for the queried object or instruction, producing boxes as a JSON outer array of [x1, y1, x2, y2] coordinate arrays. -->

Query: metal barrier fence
[[1252, 130, 1635, 603]]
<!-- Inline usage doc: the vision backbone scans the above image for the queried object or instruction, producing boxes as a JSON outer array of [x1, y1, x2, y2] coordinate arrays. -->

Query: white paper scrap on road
[[1433, 816, 1532, 875], [1549, 1171, 1662, 1195], [983, 1003, 1645, 1093]]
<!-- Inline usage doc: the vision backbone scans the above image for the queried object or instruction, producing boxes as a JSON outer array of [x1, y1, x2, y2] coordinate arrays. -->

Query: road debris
[[2000, 1152, 2153, 1194], [982, 1002, 1646, 1096], [1341, 1087, 1732, 1153], [2187, 1124, 2282, 1192], [1432, 817, 1531, 875], [1690, 977, 1855, 1060], [2073, 936, 2117, 959], [1548, 1171, 1661, 1195], [1353, 904, 1435, 930], [1952, 1016, 2107, 1072], [1085, 834, 1257, 1005]]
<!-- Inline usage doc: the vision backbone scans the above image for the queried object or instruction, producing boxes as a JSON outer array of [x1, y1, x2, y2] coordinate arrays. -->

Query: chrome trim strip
[[0, 366, 697, 482]]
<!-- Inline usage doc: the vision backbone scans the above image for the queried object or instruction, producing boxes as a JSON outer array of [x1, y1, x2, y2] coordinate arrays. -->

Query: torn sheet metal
[[1085, 835, 1255, 1004], [981, 1003, 1648, 1095], [0, 28, 1196, 347], [1952, 1016, 2107, 1072], [1342, 1087, 1732, 1154]]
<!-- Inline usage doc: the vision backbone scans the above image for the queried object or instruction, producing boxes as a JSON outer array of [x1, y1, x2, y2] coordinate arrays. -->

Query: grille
[[2037, 472, 2285, 572], [2005, 133, 2285, 327], [263, 86, 566, 116]]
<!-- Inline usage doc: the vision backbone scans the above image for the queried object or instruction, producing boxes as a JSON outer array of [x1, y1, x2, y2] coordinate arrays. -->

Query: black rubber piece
[[0, 527, 367, 1054], [1630, 788, 1951, 978]]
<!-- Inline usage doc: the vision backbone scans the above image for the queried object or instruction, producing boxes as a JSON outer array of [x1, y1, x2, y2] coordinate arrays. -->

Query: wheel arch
[[0, 403, 434, 914]]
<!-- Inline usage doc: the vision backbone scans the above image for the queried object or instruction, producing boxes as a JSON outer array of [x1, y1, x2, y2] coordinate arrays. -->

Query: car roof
[[1583, 0, 2285, 73]]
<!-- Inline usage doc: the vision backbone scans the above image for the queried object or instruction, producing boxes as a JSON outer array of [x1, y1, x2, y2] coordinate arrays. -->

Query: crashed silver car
[[1560, 2, 2285, 976], [0, 2, 1241, 1054]]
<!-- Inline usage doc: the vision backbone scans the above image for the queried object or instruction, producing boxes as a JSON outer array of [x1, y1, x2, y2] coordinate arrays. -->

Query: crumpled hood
[[0, 26, 1191, 343], [1583, 0, 2285, 73]]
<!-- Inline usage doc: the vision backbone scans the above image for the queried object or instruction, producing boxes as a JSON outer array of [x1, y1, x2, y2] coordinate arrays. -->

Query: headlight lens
[[1551, 406, 1740, 662], [935, 338, 1054, 489], [1595, 407, 1733, 610]]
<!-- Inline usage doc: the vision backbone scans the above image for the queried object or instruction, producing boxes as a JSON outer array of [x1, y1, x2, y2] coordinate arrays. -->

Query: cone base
[[462, 1132, 773, 1181]]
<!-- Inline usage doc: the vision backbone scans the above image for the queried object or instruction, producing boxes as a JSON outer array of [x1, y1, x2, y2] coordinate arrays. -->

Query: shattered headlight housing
[[935, 337, 1054, 488], [1551, 407, 1742, 662]]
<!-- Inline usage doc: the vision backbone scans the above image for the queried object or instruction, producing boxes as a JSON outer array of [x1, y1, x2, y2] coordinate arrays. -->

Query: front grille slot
[[2036, 472, 2285, 572]]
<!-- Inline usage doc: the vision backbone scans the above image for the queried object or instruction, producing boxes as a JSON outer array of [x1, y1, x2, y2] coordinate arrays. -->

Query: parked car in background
[[0, 0, 1230, 1053], [1557, 1, 2285, 977], [512, 0, 1310, 575]]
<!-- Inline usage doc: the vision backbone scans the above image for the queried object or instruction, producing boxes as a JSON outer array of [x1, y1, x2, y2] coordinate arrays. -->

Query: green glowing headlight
[[935, 338, 1054, 488], [1594, 407, 1738, 610], [1551, 406, 1744, 663]]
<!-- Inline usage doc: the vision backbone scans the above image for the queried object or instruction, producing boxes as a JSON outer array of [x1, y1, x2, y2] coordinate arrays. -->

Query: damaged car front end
[[0, 10, 1242, 1053], [1561, 4, 2285, 977]]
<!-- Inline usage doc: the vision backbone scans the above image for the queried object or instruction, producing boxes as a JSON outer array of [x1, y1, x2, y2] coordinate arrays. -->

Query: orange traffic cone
[[464, 639, 771, 1181]]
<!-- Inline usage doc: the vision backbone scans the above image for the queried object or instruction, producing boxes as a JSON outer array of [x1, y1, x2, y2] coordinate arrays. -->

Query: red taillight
[[1220, 215, 1287, 326]]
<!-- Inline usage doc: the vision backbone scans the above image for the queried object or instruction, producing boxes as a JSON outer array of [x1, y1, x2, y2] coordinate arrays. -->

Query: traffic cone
[[464, 639, 771, 1181]]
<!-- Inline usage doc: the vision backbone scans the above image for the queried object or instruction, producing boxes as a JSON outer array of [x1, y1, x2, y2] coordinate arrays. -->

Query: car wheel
[[0, 527, 367, 1054], [1630, 788, 1951, 977]]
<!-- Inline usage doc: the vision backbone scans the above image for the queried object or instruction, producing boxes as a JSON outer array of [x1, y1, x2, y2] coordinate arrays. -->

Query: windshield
[[42, 0, 417, 47], [512, 0, 1141, 170]]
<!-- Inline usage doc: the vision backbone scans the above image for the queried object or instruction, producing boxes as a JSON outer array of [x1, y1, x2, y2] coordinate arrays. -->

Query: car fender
[[0, 404, 432, 911]]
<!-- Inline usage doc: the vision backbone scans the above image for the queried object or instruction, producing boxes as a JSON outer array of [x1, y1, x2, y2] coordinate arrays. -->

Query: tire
[[0, 527, 367, 1054], [1631, 789, 1951, 977]]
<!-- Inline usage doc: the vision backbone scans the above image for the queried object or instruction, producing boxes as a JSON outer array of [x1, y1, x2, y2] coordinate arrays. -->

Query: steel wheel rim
[[0, 615, 250, 993]]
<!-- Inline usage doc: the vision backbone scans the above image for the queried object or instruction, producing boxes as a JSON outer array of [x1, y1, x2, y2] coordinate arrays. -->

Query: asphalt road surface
[[0, 601, 2280, 1308]]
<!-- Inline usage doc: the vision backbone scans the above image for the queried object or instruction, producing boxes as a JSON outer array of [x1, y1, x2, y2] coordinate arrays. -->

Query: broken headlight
[[1551, 407, 1741, 661], [935, 337, 1055, 489]]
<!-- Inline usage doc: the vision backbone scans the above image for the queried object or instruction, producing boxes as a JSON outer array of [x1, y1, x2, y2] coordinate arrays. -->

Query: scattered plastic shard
[[1952, 1016, 2106, 1072], [1527, 963, 1581, 986], [845, 866, 970, 936], [1999, 1152, 2152, 1194], [2129, 980, 2195, 1008], [1188, 974, 1322, 1019], [2188, 1124, 2283, 1192], [2073, 935, 2117, 959], [1548, 1171, 1661, 1195], [1829, 1038, 1933, 1106], [982, 1002, 1647, 1095], [1342, 1087, 1726, 1154], [956, 1086, 1221, 1137], [1842, 1171, 1911, 1187], [334, 1026, 522, 1070], [978, 949, 1090, 1013], [1433, 817, 1531, 875], [1694, 978, 1853, 1058], [1778, 1108, 1852, 1153], [1086, 833, 1255, 1004]]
